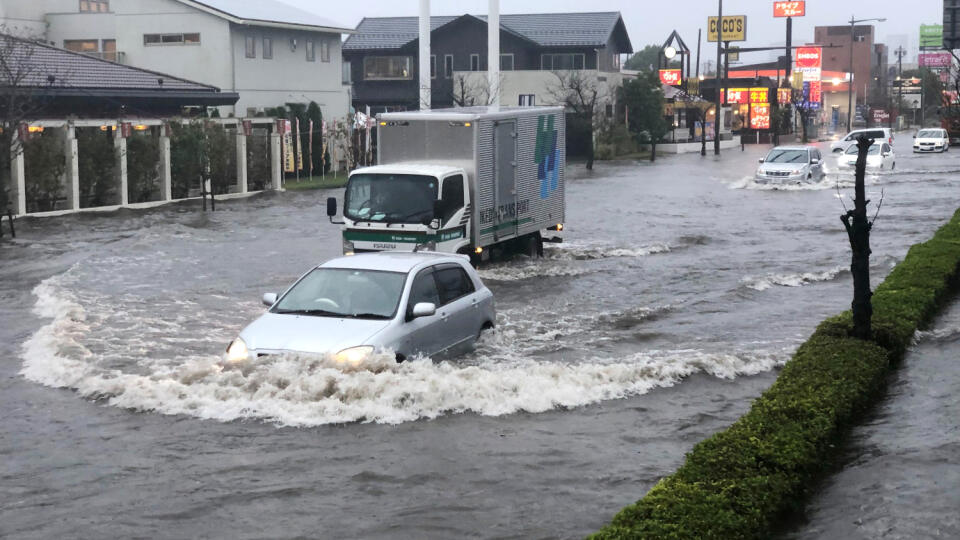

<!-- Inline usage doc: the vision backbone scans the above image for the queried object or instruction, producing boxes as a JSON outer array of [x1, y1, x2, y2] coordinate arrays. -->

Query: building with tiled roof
[[342, 12, 633, 112]]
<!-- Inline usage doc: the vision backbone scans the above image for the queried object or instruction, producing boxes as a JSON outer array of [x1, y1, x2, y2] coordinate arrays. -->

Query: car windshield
[[272, 268, 407, 319], [344, 173, 438, 224], [845, 144, 882, 155], [764, 149, 808, 163], [918, 130, 941, 138]]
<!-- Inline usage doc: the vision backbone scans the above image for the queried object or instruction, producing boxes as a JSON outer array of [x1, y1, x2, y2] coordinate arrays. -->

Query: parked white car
[[913, 128, 950, 153], [225, 252, 496, 364], [830, 128, 895, 153], [835, 141, 896, 171], [755, 146, 826, 184]]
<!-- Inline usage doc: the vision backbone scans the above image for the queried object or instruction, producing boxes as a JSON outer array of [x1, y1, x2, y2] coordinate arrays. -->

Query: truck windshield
[[344, 174, 438, 224]]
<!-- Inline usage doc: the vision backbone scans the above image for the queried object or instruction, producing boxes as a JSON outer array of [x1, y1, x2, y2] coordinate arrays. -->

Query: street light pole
[[846, 16, 886, 132], [714, 0, 723, 155]]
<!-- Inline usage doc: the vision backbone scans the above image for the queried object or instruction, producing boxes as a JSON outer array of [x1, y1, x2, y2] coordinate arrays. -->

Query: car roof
[[769, 146, 812, 151], [319, 252, 470, 273]]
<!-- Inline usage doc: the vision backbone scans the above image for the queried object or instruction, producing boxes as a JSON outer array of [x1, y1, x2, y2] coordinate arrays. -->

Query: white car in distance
[[830, 128, 895, 153], [835, 141, 896, 171], [913, 128, 949, 153]]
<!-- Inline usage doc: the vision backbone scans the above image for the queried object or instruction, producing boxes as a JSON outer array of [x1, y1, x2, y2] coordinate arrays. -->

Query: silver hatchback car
[[226, 252, 496, 364]]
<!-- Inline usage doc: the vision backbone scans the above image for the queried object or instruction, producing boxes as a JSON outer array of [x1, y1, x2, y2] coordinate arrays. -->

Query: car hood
[[239, 312, 394, 354], [759, 163, 808, 173]]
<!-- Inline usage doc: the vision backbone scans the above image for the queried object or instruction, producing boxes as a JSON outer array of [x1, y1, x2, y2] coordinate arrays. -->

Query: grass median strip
[[591, 208, 960, 539]]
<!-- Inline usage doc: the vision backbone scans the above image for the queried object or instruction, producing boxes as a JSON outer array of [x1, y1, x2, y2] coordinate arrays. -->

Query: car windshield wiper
[[273, 308, 347, 317], [347, 312, 392, 320]]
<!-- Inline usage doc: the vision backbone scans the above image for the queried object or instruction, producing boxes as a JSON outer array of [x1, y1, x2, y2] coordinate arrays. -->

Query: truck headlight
[[334, 345, 374, 365], [226, 338, 249, 363], [343, 239, 355, 256]]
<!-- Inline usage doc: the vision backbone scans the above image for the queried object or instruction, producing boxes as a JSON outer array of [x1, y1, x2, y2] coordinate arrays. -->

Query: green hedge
[[591, 207, 960, 539]]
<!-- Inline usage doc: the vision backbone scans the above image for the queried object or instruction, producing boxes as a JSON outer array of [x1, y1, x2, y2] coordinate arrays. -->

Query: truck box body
[[373, 106, 565, 251]]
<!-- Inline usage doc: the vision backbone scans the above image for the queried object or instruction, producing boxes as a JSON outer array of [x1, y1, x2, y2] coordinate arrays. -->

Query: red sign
[[808, 80, 822, 103], [773, 1, 805, 17], [919, 52, 952, 68], [659, 69, 682, 86], [749, 87, 769, 104], [872, 109, 890, 122], [795, 47, 822, 69], [751, 104, 771, 129], [777, 88, 793, 104], [724, 88, 749, 104]]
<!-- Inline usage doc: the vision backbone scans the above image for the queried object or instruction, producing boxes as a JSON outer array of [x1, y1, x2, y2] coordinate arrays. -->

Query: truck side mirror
[[326, 197, 337, 217]]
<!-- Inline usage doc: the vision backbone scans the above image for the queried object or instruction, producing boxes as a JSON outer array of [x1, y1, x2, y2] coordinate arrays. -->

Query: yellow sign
[[708, 15, 747, 42]]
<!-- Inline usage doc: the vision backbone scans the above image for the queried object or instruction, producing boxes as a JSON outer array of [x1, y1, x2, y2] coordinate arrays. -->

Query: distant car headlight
[[334, 345, 374, 365], [226, 337, 249, 363]]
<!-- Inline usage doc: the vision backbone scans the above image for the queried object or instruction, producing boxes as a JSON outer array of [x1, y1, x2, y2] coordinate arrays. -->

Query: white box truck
[[327, 106, 565, 261]]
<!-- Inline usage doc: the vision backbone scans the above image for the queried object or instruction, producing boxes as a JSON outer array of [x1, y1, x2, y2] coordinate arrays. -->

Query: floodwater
[[787, 297, 960, 540], [2, 137, 958, 538]]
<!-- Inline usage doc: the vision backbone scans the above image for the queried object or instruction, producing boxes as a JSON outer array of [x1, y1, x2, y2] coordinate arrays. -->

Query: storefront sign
[[872, 109, 890, 122], [724, 88, 749, 104], [808, 80, 822, 104], [749, 87, 769, 104], [708, 15, 747, 42], [919, 52, 952, 68], [777, 87, 793, 104], [659, 68, 682, 86], [773, 1, 805, 17], [750, 104, 771, 129], [795, 46, 822, 82]]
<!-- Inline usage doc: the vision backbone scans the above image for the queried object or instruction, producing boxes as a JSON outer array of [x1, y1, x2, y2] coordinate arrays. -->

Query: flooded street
[[3, 139, 959, 538]]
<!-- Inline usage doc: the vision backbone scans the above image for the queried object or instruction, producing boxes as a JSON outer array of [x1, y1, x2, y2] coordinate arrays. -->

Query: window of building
[[430, 55, 436, 79], [79, 0, 109, 12], [144, 33, 201, 46], [444, 54, 453, 78], [64, 39, 99, 53], [342, 61, 352, 84], [519, 94, 536, 106], [470, 54, 480, 71], [500, 53, 514, 71], [263, 37, 273, 59], [101, 39, 116, 61], [363, 56, 412, 80], [540, 53, 585, 70], [320, 40, 330, 62], [245, 36, 256, 58], [306, 40, 315, 62]]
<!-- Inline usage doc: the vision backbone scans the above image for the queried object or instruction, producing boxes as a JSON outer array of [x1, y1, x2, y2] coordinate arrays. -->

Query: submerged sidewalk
[[788, 299, 960, 539]]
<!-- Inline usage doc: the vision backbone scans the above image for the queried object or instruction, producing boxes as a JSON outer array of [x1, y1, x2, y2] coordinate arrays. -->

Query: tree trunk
[[650, 141, 657, 162], [700, 118, 707, 156], [800, 113, 809, 143], [584, 113, 594, 170], [841, 136, 873, 340]]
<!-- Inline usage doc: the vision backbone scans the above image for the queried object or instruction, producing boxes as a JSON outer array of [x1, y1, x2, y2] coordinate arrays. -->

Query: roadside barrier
[[591, 207, 960, 539]]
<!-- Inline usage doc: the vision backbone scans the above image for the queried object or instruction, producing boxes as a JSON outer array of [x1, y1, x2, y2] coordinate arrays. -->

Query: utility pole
[[714, 0, 723, 155], [895, 46, 906, 129], [695, 28, 702, 78]]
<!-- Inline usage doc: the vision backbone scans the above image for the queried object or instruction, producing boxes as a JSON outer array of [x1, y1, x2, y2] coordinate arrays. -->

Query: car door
[[881, 143, 894, 168], [400, 267, 445, 357], [810, 149, 824, 179], [433, 263, 480, 353]]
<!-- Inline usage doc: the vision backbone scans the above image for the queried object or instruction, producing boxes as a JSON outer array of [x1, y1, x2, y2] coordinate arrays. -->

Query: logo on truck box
[[536, 115, 560, 199]]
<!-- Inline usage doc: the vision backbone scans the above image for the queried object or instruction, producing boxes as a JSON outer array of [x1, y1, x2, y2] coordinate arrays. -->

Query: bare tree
[[448, 72, 500, 108], [790, 87, 814, 143], [0, 30, 57, 216], [546, 70, 611, 170], [841, 136, 879, 340]]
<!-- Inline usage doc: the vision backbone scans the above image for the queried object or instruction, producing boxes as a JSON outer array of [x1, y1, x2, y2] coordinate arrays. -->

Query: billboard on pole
[[795, 47, 822, 81], [920, 24, 944, 48], [707, 16, 747, 42], [773, 1, 805, 18], [659, 69, 682, 86]]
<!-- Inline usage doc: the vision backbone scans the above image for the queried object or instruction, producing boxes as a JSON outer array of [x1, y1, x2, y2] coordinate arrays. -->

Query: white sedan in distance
[[835, 141, 896, 171]]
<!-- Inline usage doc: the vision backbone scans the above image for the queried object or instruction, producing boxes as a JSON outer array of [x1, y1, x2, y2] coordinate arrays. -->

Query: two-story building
[[1, 0, 354, 119], [342, 12, 633, 113]]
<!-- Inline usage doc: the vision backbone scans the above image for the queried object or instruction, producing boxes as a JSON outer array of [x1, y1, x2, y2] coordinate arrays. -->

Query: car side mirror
[[262, 293, 278, 307], [810, 158, 820, 165], [758, 158, 764, 163], [411, 302, 436, 318], [912, 135, 916, 139]]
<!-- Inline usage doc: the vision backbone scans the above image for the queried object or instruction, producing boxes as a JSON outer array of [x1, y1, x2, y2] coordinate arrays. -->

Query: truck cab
[[335, 164, 472, 255]]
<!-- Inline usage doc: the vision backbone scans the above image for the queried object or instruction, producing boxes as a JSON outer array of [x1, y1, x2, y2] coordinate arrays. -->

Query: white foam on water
[[742, 266, 848, 291], [545, 242, 672, 261], [20, 274, 787, 426], [477, 259, 595, 282], [728, 173, 879, 192]]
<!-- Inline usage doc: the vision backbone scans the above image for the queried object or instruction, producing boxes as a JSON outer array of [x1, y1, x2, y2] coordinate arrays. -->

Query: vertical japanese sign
[[280, 120, 295, 173], [777, 88, 793, 104], [750, 104, 771, 129], [295, 118, 304, 172]]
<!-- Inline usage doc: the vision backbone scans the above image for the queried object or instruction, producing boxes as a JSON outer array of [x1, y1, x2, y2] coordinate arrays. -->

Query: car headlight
[[343, 238, 355, 256], [334, 345, 374, 365], [226, 337, 249, 363]]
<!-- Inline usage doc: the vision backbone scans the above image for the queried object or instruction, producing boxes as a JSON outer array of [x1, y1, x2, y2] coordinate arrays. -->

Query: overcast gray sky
[[287, 0, 942, 65]]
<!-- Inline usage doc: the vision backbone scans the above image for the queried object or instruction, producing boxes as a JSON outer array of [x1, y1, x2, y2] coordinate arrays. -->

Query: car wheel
[[477, 321, 495, 340]]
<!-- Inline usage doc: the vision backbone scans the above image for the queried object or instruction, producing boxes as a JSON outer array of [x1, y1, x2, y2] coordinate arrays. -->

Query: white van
[[830, 128, 895, 153]]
